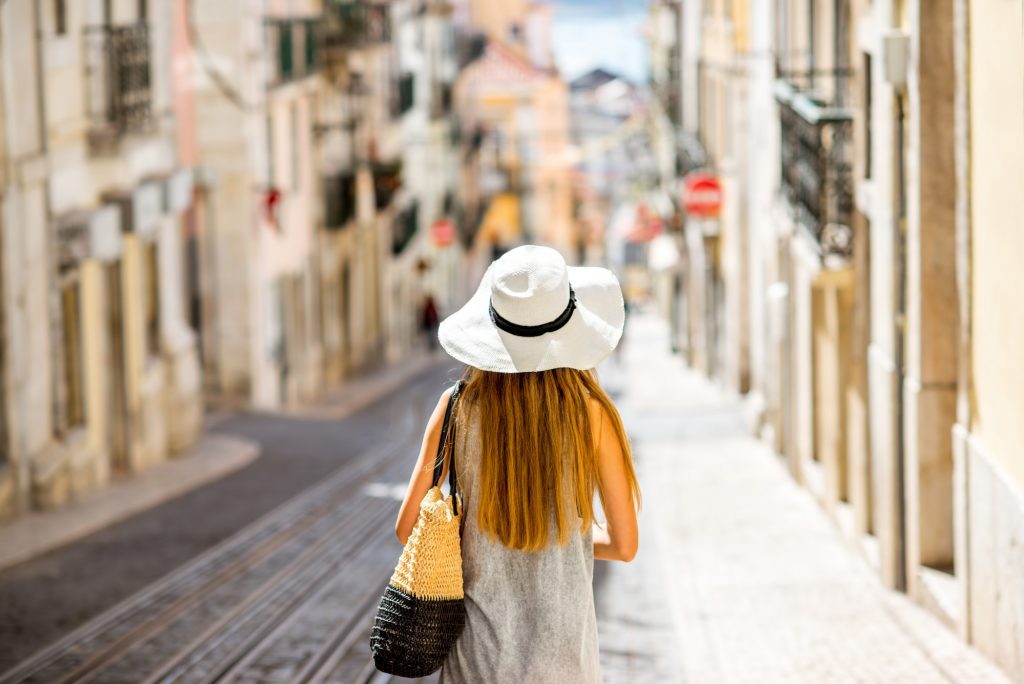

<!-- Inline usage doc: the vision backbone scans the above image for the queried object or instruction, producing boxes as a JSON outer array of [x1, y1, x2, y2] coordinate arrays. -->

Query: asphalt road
[[0, 361, 461, 671]]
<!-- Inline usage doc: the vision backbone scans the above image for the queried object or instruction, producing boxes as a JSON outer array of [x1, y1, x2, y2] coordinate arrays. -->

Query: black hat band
[[488, 286, 577, 338]]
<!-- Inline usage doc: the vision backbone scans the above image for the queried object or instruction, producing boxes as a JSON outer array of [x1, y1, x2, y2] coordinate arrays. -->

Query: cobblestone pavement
[[606, 310, 1012, 684]]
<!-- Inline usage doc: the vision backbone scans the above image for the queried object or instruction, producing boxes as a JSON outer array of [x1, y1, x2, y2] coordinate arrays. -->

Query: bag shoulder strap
[[431, 380, 464, 514]]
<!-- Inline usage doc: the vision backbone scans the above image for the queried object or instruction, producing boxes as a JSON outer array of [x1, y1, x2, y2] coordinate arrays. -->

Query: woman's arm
[[591, 399, 639, 562], [395, 388, 454, 545]]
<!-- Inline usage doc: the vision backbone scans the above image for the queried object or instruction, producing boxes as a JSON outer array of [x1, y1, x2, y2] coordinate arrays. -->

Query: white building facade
[[0, 0, 202, 520]]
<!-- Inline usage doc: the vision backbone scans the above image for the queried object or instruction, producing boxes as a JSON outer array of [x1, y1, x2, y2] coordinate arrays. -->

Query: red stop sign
[[682, 173, 723, 218]]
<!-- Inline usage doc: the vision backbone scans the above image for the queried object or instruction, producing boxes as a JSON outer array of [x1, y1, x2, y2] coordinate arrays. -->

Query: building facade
[[0, 0, 469, 522], [316, 0, 464, 377], [951, 0, 1024, 674], [452, 0, 575, 283], [668, 0, 1024, 678], [188, 0, 325, 409], [0, 0, 202, 521], [568, 68, 649, 268]]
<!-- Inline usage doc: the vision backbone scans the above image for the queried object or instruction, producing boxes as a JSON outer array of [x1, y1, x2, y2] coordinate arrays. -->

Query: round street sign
[[682, 173, 723, 218]]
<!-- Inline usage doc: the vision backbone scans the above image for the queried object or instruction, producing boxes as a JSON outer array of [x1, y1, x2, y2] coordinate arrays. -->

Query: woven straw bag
[[370, 381, 466, 677]]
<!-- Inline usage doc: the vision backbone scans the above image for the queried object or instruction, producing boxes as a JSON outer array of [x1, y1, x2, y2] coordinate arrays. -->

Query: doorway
[[105, 261, 131, 471]]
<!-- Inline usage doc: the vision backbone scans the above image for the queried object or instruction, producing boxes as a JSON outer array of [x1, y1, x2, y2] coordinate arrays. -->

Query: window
[[373, 161, 402, 209], [273, 21, 295, 82], [324, 172, 357, 229], [431, 80, 453, 119], [138, 0, 147, 21], [60, 276, 86, 430], [304, 20, 317, 71], [397, 73, 415, 117], [54, 0, 67, 35], [393, 201, 419, 254], [143, 241, 160, 357]]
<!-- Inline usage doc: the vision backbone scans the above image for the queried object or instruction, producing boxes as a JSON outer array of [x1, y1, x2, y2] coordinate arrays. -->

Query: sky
[[549, 0, 651, 84]]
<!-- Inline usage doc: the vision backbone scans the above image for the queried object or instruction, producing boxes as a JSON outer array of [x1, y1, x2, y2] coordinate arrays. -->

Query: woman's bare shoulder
[[425, 386, 456, 428], [586, 394, 612, 427]]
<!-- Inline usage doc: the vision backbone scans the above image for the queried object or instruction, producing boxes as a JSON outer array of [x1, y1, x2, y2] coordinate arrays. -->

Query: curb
[[288, 352, 453, 421], [0, 434, 260, 573]]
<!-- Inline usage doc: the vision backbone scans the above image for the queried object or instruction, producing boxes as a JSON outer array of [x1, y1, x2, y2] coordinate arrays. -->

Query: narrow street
[[0, 0, 1020, 679], [0, 312, 1012, 684]]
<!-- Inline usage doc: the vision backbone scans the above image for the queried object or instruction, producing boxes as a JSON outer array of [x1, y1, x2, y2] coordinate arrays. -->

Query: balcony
[[84, 23, 153, 147], [267, 18, 320, 85], [775, 77, 854, 260], [322, 1, 392, 55], [323, 171, 357, 230]]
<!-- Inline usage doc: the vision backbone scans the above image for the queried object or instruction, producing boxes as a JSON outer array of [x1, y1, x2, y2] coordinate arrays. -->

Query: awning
[[477, 193, 521, 245]]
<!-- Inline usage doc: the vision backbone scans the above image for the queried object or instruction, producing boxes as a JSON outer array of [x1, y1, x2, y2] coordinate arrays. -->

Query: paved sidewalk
[[291, 350, 449, 421], [0, 349, 444, 575], [0, 433, 258, 572], [600, 311, 1010, 684]]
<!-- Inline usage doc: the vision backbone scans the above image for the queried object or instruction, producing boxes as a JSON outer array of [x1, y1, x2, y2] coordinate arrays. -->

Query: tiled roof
[[570, 67, 628, 91], [467, 40, 548, 84]]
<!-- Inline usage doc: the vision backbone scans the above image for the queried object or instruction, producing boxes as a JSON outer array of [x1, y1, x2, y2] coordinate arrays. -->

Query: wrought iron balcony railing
[[775, 77, 854, 260], [322, 0, 392, 54], [84, 23, 153, 144]]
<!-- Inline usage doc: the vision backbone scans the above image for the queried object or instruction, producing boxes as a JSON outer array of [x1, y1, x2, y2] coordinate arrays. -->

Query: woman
[[395, 245, 641, 684]]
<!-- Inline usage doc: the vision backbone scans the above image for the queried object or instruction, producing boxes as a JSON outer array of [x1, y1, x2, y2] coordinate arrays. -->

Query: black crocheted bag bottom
[[370, 583, 466, 678]]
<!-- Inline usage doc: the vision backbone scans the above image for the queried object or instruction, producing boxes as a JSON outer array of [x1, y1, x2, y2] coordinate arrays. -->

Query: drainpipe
[[894, 92, 908, 591], [32, 0, 63, 439]]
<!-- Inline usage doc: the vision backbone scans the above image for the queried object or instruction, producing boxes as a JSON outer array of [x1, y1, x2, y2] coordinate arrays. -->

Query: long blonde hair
[[452, 366, 640, 552]]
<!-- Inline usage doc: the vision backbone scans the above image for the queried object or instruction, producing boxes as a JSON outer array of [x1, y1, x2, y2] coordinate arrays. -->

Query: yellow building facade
[[454, 0, 575, 275], [953, 0, 1024, 673], [674, 0, 1024, 677]]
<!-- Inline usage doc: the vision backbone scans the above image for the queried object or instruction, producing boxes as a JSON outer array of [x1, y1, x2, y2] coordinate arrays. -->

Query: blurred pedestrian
[[421, 293, 440, 351], [394, 245, 640, 683]]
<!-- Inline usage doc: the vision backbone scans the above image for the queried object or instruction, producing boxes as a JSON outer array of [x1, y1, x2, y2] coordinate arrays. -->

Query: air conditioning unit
[[881, 29, 910, 88]]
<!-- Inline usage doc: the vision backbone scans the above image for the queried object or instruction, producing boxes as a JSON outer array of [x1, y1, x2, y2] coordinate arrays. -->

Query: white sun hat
[[438, 245, 625, 373]]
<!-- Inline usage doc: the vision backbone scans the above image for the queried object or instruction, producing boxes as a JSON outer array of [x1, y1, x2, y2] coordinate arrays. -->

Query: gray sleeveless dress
[[438, 402, 602, 684]]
